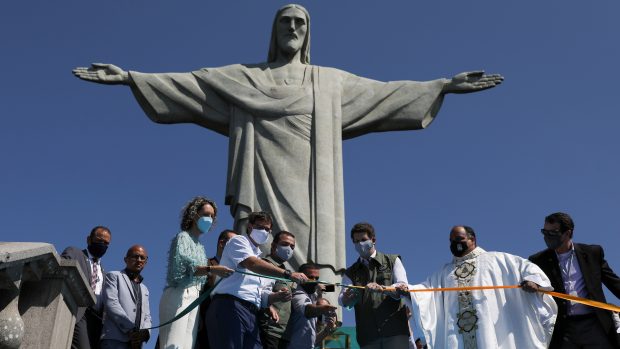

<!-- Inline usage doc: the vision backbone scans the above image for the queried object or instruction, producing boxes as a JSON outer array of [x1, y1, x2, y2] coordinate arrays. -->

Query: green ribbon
[[144, 279, 222, 330], [146, 269, 358, 330], [234, 269, 357, 288]]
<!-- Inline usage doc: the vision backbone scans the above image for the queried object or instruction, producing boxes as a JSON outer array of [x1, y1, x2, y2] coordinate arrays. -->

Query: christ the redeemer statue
[[73, 4, 503, 283]]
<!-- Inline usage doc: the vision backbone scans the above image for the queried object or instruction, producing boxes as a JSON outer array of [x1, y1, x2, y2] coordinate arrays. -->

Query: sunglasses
[[540, 229, 564, 237]]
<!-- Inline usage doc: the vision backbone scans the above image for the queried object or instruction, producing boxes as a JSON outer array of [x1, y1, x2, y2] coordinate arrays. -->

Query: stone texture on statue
[[72, 4, 502, 290], [0, 242, 95, 349]]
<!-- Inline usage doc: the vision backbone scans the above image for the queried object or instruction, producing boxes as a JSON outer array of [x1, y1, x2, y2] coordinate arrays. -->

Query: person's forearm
[[194, 265, 210, 276], [243, 257, 286, 278], [303, 304, 324, 318]]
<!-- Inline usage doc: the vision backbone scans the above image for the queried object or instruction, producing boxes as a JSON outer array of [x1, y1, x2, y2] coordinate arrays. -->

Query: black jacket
[[61, 246, 102, 320], [529, 243, 620, 348]]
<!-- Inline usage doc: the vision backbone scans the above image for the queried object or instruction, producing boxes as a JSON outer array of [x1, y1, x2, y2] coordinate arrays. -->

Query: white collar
[[453, 246, 485, 263], [244, 235, 263, 256], [359, 250, 377, 265]]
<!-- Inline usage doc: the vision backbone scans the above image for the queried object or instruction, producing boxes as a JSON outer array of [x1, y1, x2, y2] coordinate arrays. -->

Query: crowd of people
[[61, 197, 620, 349]]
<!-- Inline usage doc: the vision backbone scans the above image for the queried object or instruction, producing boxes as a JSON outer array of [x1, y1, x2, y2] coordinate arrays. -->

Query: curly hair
[[180, 196, 218, 231]]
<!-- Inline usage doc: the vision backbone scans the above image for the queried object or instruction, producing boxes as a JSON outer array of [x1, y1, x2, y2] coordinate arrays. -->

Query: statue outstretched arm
[[442, 71, 503, 94], [72, 63, 129, 85]]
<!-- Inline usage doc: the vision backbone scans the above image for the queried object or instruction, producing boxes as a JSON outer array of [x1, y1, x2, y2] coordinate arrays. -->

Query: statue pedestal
[[0, 242, 95, 349]]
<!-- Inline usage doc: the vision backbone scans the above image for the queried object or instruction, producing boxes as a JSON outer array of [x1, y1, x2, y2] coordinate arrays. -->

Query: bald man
[[101, 245, 152, 349]]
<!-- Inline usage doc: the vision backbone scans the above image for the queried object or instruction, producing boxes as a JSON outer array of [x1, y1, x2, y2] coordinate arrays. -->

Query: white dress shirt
[[86, 249, 104, 310], [338, 250, 408, 305], [211, 235, 272, 308]]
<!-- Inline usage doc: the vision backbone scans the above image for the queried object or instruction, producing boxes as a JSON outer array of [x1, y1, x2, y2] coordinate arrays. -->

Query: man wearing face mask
[[259, 231, 297, 349], [62, 225, 112, 349], [407, 225, 557, 349], [338, 222, 411, 349], [284, 263, 338, 349], [207, 212, 309, 349], [529, 212, 620, 348]]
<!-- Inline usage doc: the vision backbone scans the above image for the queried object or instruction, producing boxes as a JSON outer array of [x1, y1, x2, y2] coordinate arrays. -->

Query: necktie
[[91, 260, 99, 290]]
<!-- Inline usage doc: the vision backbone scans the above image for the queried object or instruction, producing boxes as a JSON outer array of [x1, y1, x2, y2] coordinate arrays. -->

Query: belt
[[212, 294, 259, 314]]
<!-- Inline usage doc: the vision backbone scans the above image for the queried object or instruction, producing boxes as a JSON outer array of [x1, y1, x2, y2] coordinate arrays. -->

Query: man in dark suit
[[529, 212, 620, 348], [101, 245, 151, 349], [62, 226, 112, 349]]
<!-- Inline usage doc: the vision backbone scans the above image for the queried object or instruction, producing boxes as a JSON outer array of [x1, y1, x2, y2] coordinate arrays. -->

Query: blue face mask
[[355, 240, 374, 259], [275, 245, 294, 261], [197, 216, 213, 233]]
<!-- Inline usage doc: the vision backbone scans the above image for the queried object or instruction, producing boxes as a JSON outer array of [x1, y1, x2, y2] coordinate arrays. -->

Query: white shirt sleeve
[[387, 256, 409, 299], [392, 257, 408, 285], [226, 236, 255, 268], [260, 285, 273, 308], [338, 275, 353, 307]]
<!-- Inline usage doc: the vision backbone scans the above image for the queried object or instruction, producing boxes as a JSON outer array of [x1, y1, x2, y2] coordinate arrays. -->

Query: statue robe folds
[[129, 64, 445, 272], [406, 248, 558, 349]]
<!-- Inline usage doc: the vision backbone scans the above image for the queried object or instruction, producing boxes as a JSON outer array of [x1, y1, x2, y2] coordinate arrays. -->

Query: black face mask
[[301, 283, 317, 294], [450, 241, 469, 257], [88, 242, 108, 259], [544, 235, 564, 250]]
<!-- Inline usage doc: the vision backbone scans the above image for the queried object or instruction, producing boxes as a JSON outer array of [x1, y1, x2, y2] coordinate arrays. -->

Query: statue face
[[276, 7, 307, 56]]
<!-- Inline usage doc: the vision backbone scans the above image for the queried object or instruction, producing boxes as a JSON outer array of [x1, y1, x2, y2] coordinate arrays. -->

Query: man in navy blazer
[[62, 226, 112, 349], [101, 245, 152, 349]]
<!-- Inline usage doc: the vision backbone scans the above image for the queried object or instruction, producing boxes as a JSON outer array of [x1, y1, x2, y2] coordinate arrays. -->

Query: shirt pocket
[[375, 271, 392, 285]]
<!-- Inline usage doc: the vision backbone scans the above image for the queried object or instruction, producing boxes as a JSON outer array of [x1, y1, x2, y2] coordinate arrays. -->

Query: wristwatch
[[283, 269, 292, 279]]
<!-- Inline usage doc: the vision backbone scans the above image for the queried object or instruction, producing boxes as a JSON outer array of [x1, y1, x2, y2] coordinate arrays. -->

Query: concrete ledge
[[0, 242, 96, 349]]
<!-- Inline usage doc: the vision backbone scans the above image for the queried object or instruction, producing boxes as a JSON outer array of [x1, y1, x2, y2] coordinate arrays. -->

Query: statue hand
[[444, 71, 503, 94], [72, 63, 129, 85]]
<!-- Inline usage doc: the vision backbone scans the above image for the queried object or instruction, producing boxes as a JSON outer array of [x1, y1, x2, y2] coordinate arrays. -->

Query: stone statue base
[[0, 242, 95, 349]]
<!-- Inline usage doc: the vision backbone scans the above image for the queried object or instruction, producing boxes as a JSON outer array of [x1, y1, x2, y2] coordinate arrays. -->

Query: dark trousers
[[559, 314, 616, 349], [72, 310, 102, 349], [206, 295, 262, 349], [196, 296, 213, 349], [259, 332, 288, 349]]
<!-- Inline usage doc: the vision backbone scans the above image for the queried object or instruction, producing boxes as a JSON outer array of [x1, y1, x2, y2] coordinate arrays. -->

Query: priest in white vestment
[[405, 226, 557, 349]]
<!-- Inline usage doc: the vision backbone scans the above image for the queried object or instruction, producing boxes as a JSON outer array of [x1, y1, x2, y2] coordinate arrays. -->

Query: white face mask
[[250, 228, 270, 245], [275, 245, 294, 261]]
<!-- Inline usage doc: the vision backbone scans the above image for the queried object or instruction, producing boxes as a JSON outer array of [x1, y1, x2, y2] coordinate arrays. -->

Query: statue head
[[268, 4, 310, 64]]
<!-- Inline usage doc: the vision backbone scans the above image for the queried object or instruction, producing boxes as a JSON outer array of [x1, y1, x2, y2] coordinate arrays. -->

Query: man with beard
[[407, 225, 557, 349], [72, 4, 503, 291], [100, 245, 151, 349], [259, 231, 297, 349]]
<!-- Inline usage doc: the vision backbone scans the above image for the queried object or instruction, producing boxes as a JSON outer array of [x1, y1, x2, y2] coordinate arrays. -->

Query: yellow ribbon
[[355, 284, 620, 313], [237, 270, 620, 313], [542, 290, 620, 313]]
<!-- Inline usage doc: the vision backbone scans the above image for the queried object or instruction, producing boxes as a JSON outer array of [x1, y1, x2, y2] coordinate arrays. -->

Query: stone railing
[[0, 242, 95, 349]]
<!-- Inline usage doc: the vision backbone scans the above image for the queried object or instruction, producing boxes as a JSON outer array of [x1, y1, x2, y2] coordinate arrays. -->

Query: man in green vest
[[340, 222, 411, 348], [259, 231, 297, 349]]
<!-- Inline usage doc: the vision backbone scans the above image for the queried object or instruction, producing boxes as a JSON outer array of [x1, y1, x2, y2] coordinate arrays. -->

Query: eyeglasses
[[128, 254, 148, 261], [253, 225, 272, 233], [540, 229, 564, 237]]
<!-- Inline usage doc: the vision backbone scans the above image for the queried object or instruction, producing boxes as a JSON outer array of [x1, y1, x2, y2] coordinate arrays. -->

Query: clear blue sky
[[2, 1, 619, 346]]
